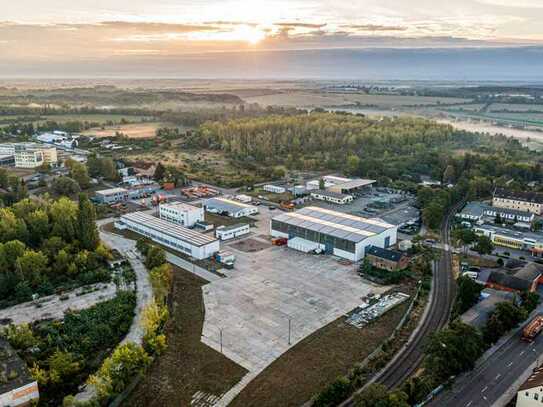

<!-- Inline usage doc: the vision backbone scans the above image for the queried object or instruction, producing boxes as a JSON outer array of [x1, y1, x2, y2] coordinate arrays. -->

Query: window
[[536, 394, 539, 401]]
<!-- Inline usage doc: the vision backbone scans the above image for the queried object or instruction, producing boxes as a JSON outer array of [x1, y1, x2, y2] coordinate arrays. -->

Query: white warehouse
[[159, 202, 204, 227], [270, 206, 397, 262], [204, 197, 259, 218], [117, 212, 219, 260]]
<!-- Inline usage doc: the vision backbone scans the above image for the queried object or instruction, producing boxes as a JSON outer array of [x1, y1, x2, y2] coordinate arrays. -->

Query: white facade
[[306, 179, 334, 191], [236, 194, 253, 204], [95, 188, 129, 204], [0, 143, 57, 168], [0, 381, 39, 407], [263, 185, 286, 194], [310, 191, 354, 205], [119, 212, 219, 260], [159, 202, 204, 227], [216, 224, 250, 240]]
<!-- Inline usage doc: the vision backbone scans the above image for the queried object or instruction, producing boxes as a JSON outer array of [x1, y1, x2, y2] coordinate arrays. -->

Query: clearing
[[82, 122, 170, 138]]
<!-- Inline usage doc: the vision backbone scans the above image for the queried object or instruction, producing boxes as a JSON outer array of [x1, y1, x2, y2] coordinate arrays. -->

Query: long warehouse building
[[270, 206, 397, 261], [117, 212, 220, 260]]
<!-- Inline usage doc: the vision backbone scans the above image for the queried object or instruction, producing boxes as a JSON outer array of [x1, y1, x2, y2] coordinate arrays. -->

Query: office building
[[159, 202, 204, 227], [271, 206, 397, 262], [116, 212, 219, 260], [310, 190, 354, 205], [215, 223, 250, 240], [0, 143, 57, 168], [94, 188, 129, 204]]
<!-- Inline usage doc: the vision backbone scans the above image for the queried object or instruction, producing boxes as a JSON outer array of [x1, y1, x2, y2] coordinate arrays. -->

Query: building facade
[[474, 225, 543, 252], [365, 246, 409, 271], [493, 188, 543, 215], [0, 143, 58, 168], [215, 223, 250, 240], [204, 197, 259, 218], [517, 366, 543, 406], [117, 212, 219, 260], [310, 190, 354, 205], [270, 206, 397, 262], [95, 188, 129, 204], [263, 185, 286, 194], [159, 202, 204, 227]]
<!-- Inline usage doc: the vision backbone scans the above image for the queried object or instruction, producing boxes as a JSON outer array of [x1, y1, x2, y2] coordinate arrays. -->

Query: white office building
[[216, 223, 250, 240], [271, 206, 397, 262], [0, 143, 57, 168], [117, 212, 220, 260], [159, 202, 204, 227], [204, 197, 259, 218]]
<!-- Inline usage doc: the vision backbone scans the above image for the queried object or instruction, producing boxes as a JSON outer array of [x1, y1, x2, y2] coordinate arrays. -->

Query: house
[[493, 188, 543, 215], [365, 246, 409, 271], [0, 338, 39, 406], [516, 365, 543, 406], [487, 261, 543, 293]]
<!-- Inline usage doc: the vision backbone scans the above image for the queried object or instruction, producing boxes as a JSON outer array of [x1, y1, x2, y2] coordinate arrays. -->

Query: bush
[[313, 376, 352, 407], [483, 302, 527, 345]]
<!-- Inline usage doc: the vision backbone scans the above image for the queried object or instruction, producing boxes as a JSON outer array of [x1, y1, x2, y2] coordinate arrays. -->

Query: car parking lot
[[200, 207, 387, 373]]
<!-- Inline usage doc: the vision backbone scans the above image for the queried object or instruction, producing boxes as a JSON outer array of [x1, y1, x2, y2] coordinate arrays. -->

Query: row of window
[[272, 220, 356, 253], [127, 223, 192, 255], [525, 391, 543, 402]]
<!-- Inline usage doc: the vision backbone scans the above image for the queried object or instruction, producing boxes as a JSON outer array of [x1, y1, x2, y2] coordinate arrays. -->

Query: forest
[[0, 195, 110, 308]]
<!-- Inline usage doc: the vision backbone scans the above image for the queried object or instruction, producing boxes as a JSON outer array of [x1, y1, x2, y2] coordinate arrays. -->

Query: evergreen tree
[[77, 194, 99, 250], [154, 162, 166, 181]]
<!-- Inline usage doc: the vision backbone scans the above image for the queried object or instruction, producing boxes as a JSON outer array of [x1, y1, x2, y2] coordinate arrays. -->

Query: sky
[[3, 0, 543, 79]]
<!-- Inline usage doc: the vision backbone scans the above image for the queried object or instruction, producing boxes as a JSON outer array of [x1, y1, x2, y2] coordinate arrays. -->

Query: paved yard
[[201, 208, 387, 375], [0, 283, 117, 326]]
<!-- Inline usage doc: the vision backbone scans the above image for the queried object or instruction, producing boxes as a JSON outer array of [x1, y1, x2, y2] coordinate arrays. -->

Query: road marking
[[495, 374, 501, 380], [482, 386, 488, 393], [507, 362, 513, 367], [466, 401, 473, 407], [520, 351, 525, 356]]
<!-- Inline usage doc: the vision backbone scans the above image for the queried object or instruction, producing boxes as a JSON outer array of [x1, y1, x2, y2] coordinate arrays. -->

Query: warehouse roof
[[121, 212, 217, 247], [96, 187, 128, 195], [494, 188, 543, 204], [204, 197, 256, 212], [333, 178, 376, 190], [272, 206, 395, 243]]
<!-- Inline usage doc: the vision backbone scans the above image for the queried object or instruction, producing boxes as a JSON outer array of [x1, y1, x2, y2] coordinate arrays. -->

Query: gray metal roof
[[204, 197, 256, 213], [121, 212, 217, 247], [272, 206, 395, 243], [310, 190, 352, 199]]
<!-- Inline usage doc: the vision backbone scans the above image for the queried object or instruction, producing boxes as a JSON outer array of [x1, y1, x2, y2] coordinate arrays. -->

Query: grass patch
[[230, 300, 410, 407], [123, 265, 247, 406]]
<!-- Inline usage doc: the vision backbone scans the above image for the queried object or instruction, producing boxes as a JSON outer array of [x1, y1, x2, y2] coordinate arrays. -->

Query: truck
[[522, 315, 543, 342], [272, 237, 288, 246]]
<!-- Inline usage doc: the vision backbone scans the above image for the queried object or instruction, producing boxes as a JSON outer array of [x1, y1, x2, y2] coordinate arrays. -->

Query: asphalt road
[[430, 322, 543, 407]]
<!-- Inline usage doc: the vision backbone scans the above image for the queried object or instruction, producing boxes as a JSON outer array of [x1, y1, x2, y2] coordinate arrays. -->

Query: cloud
[[476, 0, 543, 8], [275, 22, 327, 29], [343, 24, 407, 32]]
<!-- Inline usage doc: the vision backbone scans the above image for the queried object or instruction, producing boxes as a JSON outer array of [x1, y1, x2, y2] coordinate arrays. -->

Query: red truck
[[522, 315, 543, 342]]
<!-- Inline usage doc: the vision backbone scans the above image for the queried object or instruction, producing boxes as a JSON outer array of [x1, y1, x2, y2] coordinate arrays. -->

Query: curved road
[[341, 202, 461, 406]]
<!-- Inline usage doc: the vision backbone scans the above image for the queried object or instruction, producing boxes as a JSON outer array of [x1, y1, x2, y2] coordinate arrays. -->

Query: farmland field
[[244, 92, 471, 108], [81, 122, 171, 138]]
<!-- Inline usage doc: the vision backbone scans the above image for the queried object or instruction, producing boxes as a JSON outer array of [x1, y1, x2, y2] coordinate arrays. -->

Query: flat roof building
[[271, 206, 397, 262], [159, 202, 204, 228], [0, 143, 57, 169], [263, 185, 286, 194], [204, 197, 258, 218], [95, 187, 129, 204], [457, 201, 534, 224], [117, 212, 219, 260], [328, 178, 376, 194], [310, 190, 354, 205], [474, 224, 543, 253], [216, 223, 250, 241], [0, 338, 39, 407], [493, 188, 543, 215]]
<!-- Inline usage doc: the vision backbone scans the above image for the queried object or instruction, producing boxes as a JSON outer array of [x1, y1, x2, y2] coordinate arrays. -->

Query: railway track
[[340, 202, 462, 406]]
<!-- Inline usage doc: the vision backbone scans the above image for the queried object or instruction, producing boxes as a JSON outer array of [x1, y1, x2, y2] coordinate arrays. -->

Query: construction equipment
[[522, 315, 543, 342], [280, 202, 295, 210]]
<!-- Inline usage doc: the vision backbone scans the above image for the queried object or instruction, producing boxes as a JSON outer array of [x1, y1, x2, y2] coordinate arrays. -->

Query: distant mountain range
[[3, 47, 543, 81]]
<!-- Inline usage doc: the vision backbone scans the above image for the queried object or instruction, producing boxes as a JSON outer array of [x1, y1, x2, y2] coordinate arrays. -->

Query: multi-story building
[[517, 366, 543, 406], [159, 202, 204, 227], [94, 188, 129, 204], [493, 188, 543, 215], [0, 143, 58, 168], [457, 202, 534, 224], [474, 224, 543, 252], [271, 206, 397, 262]]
